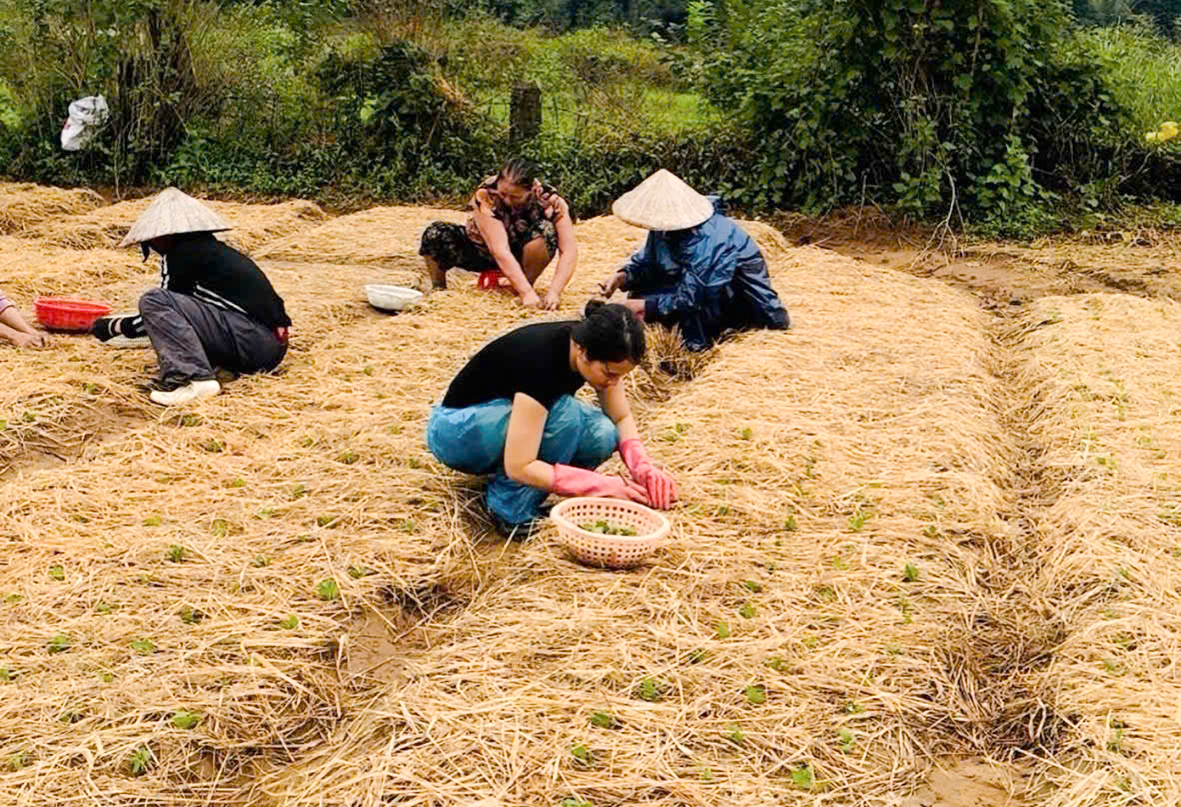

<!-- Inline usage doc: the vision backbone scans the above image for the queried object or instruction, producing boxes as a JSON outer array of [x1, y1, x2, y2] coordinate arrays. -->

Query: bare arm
[[503, 393, 558, 490], [472, 198, 539, 305], [544, 196, 578, 299], [597, 382, 640, 443]]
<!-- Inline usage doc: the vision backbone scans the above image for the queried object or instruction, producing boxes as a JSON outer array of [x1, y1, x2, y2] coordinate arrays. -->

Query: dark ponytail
[[572, 300, 646, 365], [499, 156, 539, 189]]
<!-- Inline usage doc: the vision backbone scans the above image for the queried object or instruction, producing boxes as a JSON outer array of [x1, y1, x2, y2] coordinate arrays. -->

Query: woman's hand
[[618, 439, 678, 509], [598, 270, 627, 298], [620, 298, 646, 320], [541, 289, 562, 310], [11, 330, 47, 348], [519, 289, 543, 309], [551, 464, 652, 504]]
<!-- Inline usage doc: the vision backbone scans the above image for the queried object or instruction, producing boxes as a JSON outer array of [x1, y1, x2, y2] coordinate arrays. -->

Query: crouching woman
[[426, 301, 677, 536]]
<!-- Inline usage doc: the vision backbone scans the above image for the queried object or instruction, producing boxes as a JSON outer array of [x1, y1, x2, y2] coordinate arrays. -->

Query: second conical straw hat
[[119, 187, 232, 247], [612, 169, 714, 231]]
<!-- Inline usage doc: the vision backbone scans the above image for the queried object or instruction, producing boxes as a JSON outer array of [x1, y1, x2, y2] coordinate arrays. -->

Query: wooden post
[[510, 82, 541, 144]]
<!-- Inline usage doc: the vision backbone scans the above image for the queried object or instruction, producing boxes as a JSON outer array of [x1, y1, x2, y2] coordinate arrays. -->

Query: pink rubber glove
[[552, 464, 650, 505], [619, 439, 678, 510]]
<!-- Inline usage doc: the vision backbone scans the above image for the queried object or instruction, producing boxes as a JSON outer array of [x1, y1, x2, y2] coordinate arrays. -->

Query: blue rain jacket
[[620, 196, 790, 351]]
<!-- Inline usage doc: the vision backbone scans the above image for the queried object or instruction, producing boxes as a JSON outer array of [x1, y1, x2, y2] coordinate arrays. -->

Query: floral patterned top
[[465, 175, 571, 250]]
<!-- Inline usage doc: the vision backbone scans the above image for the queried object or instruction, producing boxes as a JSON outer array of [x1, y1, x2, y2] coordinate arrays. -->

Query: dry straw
[[1013, 294, 1181, 807], [0, 182, 104, 234], [0, 186, 1096, 807]]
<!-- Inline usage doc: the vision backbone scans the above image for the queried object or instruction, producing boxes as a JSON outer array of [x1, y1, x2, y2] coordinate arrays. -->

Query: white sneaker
[[149, 379, 221, 406]]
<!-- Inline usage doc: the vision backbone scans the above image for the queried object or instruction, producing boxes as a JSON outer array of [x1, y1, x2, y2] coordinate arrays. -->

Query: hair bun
[[583, 299, 606, 316]]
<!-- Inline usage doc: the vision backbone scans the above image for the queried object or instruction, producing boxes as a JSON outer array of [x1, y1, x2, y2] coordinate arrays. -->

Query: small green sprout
[[179, 606, 203, 624], [570, 743, 593, 767], [765, 656, 786, 672], [171, 710, 201, 730], [744, 684, 766, 705], [714, 621, 731, 639], [290, 484, 307, 500], [316, 578, 340, 601], [726, 723, 745, 744], [8, 751, 27, 771], [740, 427, 753, 440], [738, 602, 756, 619], [0, 666, 11, 682], [128, 745, 154, 776], [790, 764, 814, 790], [848, 509, 870, 532], [742, 580, 763, 593], [95, 601, 112, 614], [279, 614, 300, 630], [842, 701, 864, 714], [838, 728, 856, 752], [48, 565, 65, 581], [166, 545, 186, 563], [589, 710, 619, 729], [46, 634, 71, 653], [130, 638, 157, 655], [686, 648, 711, 664], [635, 677, 666, 702], [337, 450, 359, 465], [903, 562, 919, 582], [228, 477, 246, 488], [142, 516, 163, 527], [252, 555, 271, 568]]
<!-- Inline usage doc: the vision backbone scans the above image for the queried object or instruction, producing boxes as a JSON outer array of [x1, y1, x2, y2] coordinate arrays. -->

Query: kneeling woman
[[426, 301, 677, 534]]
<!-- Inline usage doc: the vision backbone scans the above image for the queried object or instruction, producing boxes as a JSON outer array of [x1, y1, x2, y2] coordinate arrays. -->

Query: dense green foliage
[[1, 0, 1181, 232]]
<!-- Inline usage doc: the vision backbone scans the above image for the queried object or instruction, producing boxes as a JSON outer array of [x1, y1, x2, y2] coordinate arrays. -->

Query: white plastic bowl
[[365, 284, 423, 312]]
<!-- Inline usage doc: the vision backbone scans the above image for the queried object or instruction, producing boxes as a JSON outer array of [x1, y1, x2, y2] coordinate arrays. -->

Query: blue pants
[[425, 395, 619, 525]]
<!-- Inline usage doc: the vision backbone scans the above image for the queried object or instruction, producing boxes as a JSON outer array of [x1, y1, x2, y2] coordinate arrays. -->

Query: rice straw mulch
[[254, 206, 467, 265], [24, 197, 329, 254], [251, 238, 1035, 807], [1014, 294, 1181, 807], [0, 182, 104, 234]]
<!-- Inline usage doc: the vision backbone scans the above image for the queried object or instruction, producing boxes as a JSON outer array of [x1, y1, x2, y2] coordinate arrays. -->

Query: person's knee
[[138, 287, 170, 315], [542, 396, 584, 443], [583, 414, 618, 461]]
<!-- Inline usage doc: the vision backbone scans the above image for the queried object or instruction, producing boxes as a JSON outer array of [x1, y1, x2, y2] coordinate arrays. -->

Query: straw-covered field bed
[[0, 181, 1178, 806]]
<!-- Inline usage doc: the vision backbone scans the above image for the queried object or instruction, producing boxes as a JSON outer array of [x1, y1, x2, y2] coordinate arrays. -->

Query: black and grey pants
[[138, 289, 287, 386]]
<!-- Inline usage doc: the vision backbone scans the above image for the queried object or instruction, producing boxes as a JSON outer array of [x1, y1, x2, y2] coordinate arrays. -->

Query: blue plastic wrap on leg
[[485, 395, 585, 525], [569, 399, 618, 469], [425, 400, 512, 475]]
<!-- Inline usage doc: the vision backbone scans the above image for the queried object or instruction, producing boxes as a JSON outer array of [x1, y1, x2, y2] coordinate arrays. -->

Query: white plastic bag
[[60, 95, 109, 151]]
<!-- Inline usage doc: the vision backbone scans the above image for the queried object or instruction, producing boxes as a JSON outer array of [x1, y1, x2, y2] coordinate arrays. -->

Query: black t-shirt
[[442, 321, 585, 409]]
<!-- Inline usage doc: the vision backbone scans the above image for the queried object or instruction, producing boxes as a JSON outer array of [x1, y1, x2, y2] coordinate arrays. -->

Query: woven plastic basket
[[34, 297, 112, 332], [551, 497, 671, 569]]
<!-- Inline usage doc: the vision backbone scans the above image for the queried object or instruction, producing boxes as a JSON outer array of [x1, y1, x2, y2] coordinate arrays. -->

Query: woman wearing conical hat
[[599, 170, 790, 352], [90, 188, 292, 406]]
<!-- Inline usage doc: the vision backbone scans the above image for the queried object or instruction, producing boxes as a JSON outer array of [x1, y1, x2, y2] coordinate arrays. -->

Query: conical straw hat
[[119, 187, 231, 247], [611, 169, 714, 231]]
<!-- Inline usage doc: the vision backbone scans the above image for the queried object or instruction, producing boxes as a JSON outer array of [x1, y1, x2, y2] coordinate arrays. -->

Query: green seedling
[[742, 580, 763, 593], [98, 671, 114, 683], [791, 765, 814, 790], [765, 656, 786, 672], [299, 437, 315, 448], [589, 710, 619, 729], [744, 684, 766, 705], [407, 456, 422, 469], [21, 411, 34, 423], [290, 484, 307, 500], [686, 648, 710, 664], [166, 545, 186, 563], [338, 450, 359, 465], [130, 638, 156, 655], [842, 700, 864, 714], [252, 555, 271, 568], [903, 563, 919, 582], [740, 427, 753, 440], [570, 743, 593, 767], [171, 710, 201, 730], [143, 516, 162, 527], [799, 635, 819, 649], [279, 614, 300, 630], [255, 509, 272, 519], [316, 578, 340, 601], [885, 643, 904, 656], [59, 708, 81, 723], [559, 799, 591, 807], [8, 751, 27, 771], [179, 606, 204, 624], [128, 745, 154, 776], [848, 509, 870, 532], [0, 666, 12, 682], [179, 414, 201, 427], [635, 677, 666, 702], [714, 621, 731, 639], [699, 766, 714, 781], [46, 634, 71, 653], [738, 602, 756, 619], [831, 556, 849, 570], [1113, 633, 1135, 650], [815, 586, 837, 603], [95, 601, 112, 614], [203, 439, 224, 453], [48, 565, 65, 581], [362, 365, 374, 376], [1102, 658, 1126, 676], [921, 524, 938, 539], [228, 477, 246, 488], [4, 593, 22, 603], [838, 728, 856, 752], [210, 518, 229, 537], [316, 515, 337, 528], [726, 723, 745, 744]]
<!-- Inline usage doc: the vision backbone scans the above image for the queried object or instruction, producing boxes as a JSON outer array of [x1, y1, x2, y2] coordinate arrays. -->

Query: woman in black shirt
[[426, 302, 677, 535]]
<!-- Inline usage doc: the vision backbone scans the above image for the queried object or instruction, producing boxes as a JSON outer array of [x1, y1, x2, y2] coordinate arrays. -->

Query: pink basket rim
[[550, 496, 671, 542]]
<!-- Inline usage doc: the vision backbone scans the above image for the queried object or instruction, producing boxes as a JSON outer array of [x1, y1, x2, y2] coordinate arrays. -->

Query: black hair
[[498, 156, 539, 189], [572, 300, 646, 365]]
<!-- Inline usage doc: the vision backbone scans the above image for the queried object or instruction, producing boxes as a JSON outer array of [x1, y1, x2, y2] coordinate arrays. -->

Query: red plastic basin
[[34, 297, 113, 332]]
